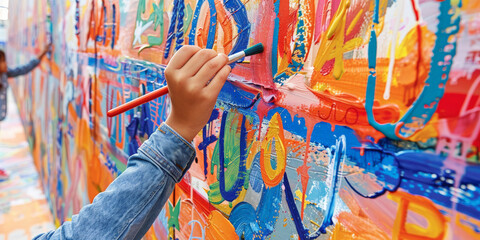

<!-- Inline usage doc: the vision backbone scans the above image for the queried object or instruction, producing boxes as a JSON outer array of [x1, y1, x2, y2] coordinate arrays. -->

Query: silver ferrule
[[227, 51, 246, 64]]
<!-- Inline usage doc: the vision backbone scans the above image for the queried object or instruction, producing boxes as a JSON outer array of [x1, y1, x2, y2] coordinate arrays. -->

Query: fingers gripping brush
[[107, 43, 264, 117]]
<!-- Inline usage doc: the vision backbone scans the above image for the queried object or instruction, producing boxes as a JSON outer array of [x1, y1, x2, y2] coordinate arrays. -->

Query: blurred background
[[0, 0, 7, 49]]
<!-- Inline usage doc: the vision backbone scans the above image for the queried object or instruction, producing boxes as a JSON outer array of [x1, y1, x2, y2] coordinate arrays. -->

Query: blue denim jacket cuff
[[137, 123, 196, 183]]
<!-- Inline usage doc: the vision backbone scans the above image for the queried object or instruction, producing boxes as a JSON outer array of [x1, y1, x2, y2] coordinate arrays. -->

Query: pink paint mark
[[314, 0, 327, 44], [344, 0, 369, 41], [251, 0, 276, 89]]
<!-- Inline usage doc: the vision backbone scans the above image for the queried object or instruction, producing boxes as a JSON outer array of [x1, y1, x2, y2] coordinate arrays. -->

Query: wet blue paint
[[217, 81, 259, 108]]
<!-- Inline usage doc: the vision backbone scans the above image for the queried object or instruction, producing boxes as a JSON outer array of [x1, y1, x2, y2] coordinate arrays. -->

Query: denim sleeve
[[32, 123, 196, 240], [6, 58, 41, 77]]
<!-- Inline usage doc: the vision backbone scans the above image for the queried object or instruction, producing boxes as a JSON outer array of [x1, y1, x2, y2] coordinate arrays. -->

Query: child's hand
[[164, 46, 231, 142]]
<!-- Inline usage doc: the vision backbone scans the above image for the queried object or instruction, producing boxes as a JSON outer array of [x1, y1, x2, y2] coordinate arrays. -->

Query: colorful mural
[[6, 0, 480, 239]]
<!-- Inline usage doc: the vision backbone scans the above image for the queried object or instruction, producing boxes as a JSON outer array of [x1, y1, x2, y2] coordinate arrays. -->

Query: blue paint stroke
[[229, 202, 260, 239], [175, 0, 185, 51], [187, 0, 217, 49], [310, 135, 346, 237], [373, 0, 379, 24], [223, 0, 250, 57], [139, 103, 154, 137], [205, 0, 217, 49], [112, 4, 116, 49], [229, 184, 282, 238], [188, 0, 205, 45], [256, 184, 282, 236], [365, 0, 462, 140], [217, 81, 259, 108], [271, 0, 280, 76], [248, 154, 264, 193], [164, 0, 186, 58], [198, 109, 219, 178], [126, 115, 140, 155], [283, 173, 310, 240], [218, 111, 247, 202]]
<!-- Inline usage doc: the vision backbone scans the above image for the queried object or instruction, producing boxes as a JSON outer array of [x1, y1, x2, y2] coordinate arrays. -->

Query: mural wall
[[7, 0, 480, 239]]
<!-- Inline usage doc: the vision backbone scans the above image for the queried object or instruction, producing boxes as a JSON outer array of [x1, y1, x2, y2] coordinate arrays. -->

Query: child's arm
[[7, 46, 50, 78], [33, 45, 230, 240]]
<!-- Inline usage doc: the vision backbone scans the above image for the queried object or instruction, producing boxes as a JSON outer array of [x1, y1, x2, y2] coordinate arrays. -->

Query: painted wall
[[6, 0, 480, 239]]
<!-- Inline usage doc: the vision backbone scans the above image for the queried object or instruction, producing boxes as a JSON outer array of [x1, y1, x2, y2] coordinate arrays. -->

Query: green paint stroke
[[147, 0, 165, 46], [208, 113, 253, 203], [168, 198, 181, 231]]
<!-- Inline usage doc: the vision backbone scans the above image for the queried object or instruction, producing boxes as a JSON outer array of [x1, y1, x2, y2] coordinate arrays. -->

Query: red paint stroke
[[344, 0, 368, 41], [277, 0, 298, 63], [178, 178, 215, 216], [303, 0, 316, 60]]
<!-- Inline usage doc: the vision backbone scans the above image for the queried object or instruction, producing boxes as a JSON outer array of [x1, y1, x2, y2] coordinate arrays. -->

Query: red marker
[[107, 43, 264, 117]]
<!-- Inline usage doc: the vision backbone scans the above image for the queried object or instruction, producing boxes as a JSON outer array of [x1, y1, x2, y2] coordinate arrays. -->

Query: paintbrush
[[107, 43, 264, 117]]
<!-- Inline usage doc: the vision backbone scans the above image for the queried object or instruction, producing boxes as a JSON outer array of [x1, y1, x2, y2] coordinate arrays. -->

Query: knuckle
[[199, 92, 211, 101], [206, 60, 220, 70], [218, 53, 228, 62], [185, 83, 199, 94], [181, 45, 200, 54], [177, 73, 189, 82], [200, 49, 217, 58], [164, 67, 173, 79]]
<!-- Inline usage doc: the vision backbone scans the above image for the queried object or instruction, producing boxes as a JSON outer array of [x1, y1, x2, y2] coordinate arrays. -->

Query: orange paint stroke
[[214, 0, 233, 54], [388, 191, 446, 240], [206, 210, 239, 239]]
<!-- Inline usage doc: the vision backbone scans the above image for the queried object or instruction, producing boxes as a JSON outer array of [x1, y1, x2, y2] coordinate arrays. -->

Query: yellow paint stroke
[[260, 112, 287, 187], [313, 0, 351, 80], [310, 220, 320, 227], [346, 9, 363, 36], [294, 189, 315, 209]]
